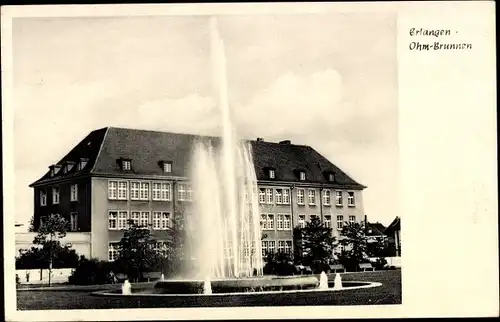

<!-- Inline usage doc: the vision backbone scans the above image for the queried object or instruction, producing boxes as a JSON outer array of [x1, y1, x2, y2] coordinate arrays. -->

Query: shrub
[[68, 256, 114, 285], [263, 252, 296, 276], [16, 274, 20, 285], [372, 257, 388, 270]]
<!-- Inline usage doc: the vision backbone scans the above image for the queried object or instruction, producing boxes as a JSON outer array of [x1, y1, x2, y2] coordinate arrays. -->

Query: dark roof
[[384, 217, 401, 235], [366, 222, 386, 236], [31, 127, 366, 188]]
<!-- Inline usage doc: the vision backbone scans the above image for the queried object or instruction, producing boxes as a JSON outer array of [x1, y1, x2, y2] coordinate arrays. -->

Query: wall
[[15, 232, 91, 258], [16, 268, 74, 284]]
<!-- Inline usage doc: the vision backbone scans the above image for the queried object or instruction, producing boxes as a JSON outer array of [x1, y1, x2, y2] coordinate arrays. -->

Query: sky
[[12, 13, 398, 229]]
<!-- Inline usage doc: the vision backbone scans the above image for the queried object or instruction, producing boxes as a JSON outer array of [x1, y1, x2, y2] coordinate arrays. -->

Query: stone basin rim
[[92, 281, 382, 297]]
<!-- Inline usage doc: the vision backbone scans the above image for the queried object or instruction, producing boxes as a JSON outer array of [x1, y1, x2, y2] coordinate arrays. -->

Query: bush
[[68, 256, 114, 285], [263, 252, 296, 276], [372, 257, 388, 270]]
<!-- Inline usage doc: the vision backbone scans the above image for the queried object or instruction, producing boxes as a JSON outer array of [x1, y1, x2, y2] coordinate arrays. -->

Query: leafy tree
[[116, 220, 161, 282], [16, 244, 79, 269], [338, 221, 369, 271], [33, 213, 69, 286], [295, 216, 336, 269]]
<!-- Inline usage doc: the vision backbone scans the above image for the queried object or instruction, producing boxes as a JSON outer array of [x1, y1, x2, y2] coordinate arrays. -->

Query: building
[[29, 127, 366, 262], [385, 216, 401, 256]]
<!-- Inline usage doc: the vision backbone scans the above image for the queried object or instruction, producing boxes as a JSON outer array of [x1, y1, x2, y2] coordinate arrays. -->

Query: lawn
[[16, 269, 401, 310]]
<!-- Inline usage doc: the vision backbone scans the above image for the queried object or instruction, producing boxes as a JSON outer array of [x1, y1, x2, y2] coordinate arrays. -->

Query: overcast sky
[[12, 13, 398, 229]]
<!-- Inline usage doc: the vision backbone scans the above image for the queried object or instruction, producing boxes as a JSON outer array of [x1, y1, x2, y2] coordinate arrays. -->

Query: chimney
[[256, 138, 264, 142], [279, 140, 291, 145]]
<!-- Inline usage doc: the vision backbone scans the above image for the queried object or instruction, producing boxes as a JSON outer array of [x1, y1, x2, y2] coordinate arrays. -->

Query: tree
[[27, 217, 36, 232], [33, 213, 69, 286], [117, 220, 161, 282], [338, 221, 369, 271], [296, 216, 336, 270]]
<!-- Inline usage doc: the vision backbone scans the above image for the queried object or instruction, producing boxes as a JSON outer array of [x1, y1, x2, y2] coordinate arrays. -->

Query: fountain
[[94, 17, 382, 299], [318, 271, 329, 290], [121, 280, 131, 295], [160, 274, 165, 281], [333, 273, 343, 290]]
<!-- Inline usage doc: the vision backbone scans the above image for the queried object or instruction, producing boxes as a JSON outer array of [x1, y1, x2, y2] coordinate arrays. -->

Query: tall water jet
[[187, 16, 263, 279], [121, 280, 131, 295], [333, 273, 343, 290]]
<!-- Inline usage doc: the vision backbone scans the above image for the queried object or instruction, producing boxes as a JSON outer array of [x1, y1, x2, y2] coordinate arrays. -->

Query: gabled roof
[[31, 127, 366, 189], [366, 222, 386, 236], [384, 216, 401, 235]]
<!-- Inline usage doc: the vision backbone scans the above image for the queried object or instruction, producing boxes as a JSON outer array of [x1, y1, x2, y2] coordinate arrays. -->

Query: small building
[[385, 216, 401, 256]]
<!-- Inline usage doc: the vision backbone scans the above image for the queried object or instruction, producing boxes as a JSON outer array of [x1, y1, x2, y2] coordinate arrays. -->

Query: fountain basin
[[153, 275, 319, 294]]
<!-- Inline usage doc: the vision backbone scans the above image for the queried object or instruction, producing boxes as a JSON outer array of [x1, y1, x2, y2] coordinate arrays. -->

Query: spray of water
[[187, 17, 264, 279]]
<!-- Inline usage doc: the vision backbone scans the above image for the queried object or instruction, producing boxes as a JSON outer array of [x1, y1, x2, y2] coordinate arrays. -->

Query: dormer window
[[268, 169, 275, 179], [299, 171, 306, 181], [162, 161, 172, 173], [122, 160, 131, 171], [77, 158, 89, 171], [118, 158, 132, 171], [328, 173, 335, 182]]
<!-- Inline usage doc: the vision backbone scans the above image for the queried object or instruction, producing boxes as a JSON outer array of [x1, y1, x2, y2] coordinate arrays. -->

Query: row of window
[[258, 188, 355, 207], [40, 184, 78, 206], [108, 210, 172, 230], [297, 214, 356, 230], [108, 181, 191, 201], [107, 240, 293, 262], [40, 212, 78, 231], [260, 214, 292, 230]]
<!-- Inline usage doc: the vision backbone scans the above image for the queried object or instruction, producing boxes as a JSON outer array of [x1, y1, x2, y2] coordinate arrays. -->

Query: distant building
[[29, 127, 367, 262], [385, 216, 401, 256]]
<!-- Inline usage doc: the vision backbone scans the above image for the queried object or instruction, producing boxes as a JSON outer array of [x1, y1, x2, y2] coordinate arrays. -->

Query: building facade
[[30, 127, 367, 262]]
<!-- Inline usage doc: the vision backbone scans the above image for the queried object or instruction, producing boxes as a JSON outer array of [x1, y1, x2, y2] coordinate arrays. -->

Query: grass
[[16, 269, 401, 310]]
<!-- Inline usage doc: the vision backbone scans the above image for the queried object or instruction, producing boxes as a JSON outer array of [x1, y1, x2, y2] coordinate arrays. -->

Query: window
[[268, 240, 276, 254], [310, 215, 319, 222], [278, 240, 285, 253], [284, 215, 291, 230], [243, 243, 251, 258], [260, 214, 267, 230], [269, 169, 275, 179], [259, 189, 266, 204], [299, 171, 306, 181], [347, 191, 355, 207], [122, 160, 131, 170], [118, 211, 128, 230], [109, 181, 127, 200], [262, 240, 268, 257], [328, 173, 335, 182], [154, 241, 169, 254], [267, 214, 274, 230], [40, 189, 47, 206], [118, 182, 128, 200], [285, 240, 292, 254], [337, 215, 344, 230], [40, 216, 47, 227], [153, 182, 171, 201], [275, 189, 283, 204], [130, 182, 140, 200], [335, 191, 343, 206], [108, 211, 118, 230], [70, 184, 78, 202], [298, 215, 306, 228], [130, 212, 140, 226], [163, 161, 172, 173], [324, 215, 331, 228], [140, 182, 150, 200], [153, 212, 171, 230], [277, 214, 284, 230], [266, 188, 273, 204], [308, 189, 316, 205], [108, 243, 119, 261], [178, 183, 192, 201], [52, 187, 60, 204], [282, 189, 290, 204], [140, 212, 150, 227], [297, 189, 305, 205], [337, 244, 345, 254], [70, 212, 78, 231], [322, 189, 331, 206], [349, 215, 356, 224]]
